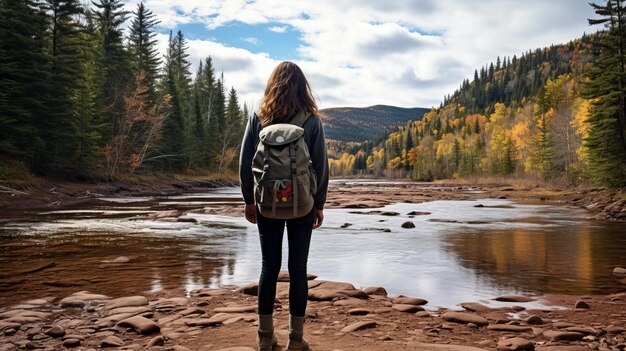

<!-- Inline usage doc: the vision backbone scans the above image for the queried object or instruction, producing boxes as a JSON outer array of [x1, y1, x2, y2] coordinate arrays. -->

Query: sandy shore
[[0, 272, 624, 351]]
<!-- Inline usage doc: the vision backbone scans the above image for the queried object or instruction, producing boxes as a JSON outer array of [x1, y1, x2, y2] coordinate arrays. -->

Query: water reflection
[[442, 222, 626, 295], [1, 187, 624, 309]]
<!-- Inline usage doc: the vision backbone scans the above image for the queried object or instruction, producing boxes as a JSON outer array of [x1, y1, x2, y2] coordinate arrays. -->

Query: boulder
[[494, 295, 535, 302], [392, 304, 425, 313], [460, 302, 492, 312], [308, 280, 368, 301], [363, 287, 387, 296], [542, 330, 584, 341], [104, 296, 148, 310]]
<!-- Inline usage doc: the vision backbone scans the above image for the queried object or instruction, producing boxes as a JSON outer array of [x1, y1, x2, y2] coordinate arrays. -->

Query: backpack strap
[[289, 143, 298, 217], [289, 111, 312, 127]]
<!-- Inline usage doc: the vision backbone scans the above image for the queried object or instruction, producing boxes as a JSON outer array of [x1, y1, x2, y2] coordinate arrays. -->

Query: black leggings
[[256, 208, 315, 317]]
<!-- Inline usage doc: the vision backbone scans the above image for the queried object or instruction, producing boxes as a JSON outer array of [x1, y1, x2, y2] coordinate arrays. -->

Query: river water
[[1, 183, 624, 308]]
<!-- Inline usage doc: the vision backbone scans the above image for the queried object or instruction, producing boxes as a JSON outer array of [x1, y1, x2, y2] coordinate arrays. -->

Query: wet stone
[[363, 287, 387, 296], [100, 335, 124, 347], [341, 321, 377, 333], [62, 338, 81, 348], [392, 297, 428, 306], [116, 315, 160, 335], [441, 311, 489, 326], [494, 295, 535, 303], [392, 304, 425, 313], [497, 337, 534, 351]]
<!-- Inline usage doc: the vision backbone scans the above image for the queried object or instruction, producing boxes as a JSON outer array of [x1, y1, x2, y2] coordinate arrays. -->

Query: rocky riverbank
[[2, 179, 624, 221], [0, 272, 624, 351]]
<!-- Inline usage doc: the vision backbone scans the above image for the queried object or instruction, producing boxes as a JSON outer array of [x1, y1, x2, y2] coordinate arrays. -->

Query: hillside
[[328, 32, 615, 183], [320, 105, 429, 142]]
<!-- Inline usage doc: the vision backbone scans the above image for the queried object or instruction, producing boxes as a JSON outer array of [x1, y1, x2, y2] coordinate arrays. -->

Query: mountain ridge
[[320, 104, 429, 142]]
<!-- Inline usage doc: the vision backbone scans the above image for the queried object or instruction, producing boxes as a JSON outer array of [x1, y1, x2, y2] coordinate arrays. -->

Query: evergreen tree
[[128, 2, 160, 101], [91, 0, 130, 139], [37, 0, 84, 172], [0, 0, 50, 168], [583, 0, 626, 186]]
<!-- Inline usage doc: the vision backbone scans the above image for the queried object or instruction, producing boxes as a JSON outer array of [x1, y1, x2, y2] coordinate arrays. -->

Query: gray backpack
[[252, 111, 317, 219]]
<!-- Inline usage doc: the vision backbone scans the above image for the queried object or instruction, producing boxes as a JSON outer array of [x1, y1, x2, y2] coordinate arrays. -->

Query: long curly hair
[[259, 61, 319, 127]]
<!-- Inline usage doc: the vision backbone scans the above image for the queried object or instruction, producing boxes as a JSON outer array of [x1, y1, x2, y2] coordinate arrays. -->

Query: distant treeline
[[330, 1, 626, 188], [0, 0, 247, 179]]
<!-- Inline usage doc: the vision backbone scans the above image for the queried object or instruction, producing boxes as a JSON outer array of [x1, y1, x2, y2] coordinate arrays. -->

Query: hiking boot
[[256, 331, 277, 351], [286, 335, 310, 351]]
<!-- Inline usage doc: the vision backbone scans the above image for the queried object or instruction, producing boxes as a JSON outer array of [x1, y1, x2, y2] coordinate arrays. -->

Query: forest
[[329, 1, 626, 188], [0, 0, 248, 180]]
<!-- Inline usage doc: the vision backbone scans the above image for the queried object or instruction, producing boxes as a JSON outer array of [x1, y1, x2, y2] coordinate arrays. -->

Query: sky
[[121, 0, 599, 110]]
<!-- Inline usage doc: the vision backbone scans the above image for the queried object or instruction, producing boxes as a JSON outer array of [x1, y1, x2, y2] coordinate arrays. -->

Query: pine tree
[[91, 0, 130, 139], [38, 0, 84, 172], [583, 0, 626, 186], [128, 2, 160, 101], [0, 0, 50, 168]]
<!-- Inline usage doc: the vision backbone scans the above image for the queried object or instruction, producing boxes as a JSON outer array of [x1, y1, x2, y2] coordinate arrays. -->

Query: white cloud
[[268, 25, 288, 33], [241, 37, 262, 46], [129, 0, 597, 109]]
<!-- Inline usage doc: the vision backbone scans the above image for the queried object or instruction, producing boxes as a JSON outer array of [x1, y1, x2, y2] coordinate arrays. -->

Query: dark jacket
[[239, 112, 329, 210]]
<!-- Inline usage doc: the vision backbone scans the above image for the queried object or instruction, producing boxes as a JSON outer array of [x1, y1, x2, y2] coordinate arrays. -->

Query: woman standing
[[239, 61, 329, 351]]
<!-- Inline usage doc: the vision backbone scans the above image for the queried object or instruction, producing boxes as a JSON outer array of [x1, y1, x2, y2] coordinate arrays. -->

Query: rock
[[214, 348, 256, 351], [535, 347, 589, 351], [105, 296, 148, 310], [184, 318, 222, 327], [487, 324, 532, 332], [614, 267, 626, 277], [392, 296, 428, 305], [58, 291, 110, 308], [607, 325, 625, 333], [407, 211, 431, 215], [277, 271, 317, 282], [111, 256, 129, 263], [497, 337, 534, 351], [474, 204, 485, 207], [565, 326, 597, 335], [552, 321, 576, 329], [333, 298, 363, 306], [340, 223, 352, 228], [308, 280, 368, 301], [190, 288, 232, 297], [149, 210, 181, 219], [146, 335, 164, 347], [478, 340, 497, 348], [100, 335, 124, 347], [106, 305, 151, 317], [392, 304, 425, 313], [460, 302, 492, 312], [542, 330, 584, 341], [62, 339, 80, 348], [45, 325, 65, 338], [574, 300, 590, 309], [494, 295, 535, 302], [212, 305, 256, 313], [116, 315, 160, 335], [348, 308, 371, 316], [441, 312, 489, 326], [363, 287, 387, 296], [408, 342, 490, 350], [525, 315, 543, 325], [415, 311, 431, 317], [340, 321, 377, 333], [401, 221, 416, 228], [235, 283, 258, 296]]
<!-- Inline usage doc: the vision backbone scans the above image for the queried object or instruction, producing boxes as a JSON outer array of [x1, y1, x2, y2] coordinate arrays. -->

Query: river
[[1, 182, 624, 308]]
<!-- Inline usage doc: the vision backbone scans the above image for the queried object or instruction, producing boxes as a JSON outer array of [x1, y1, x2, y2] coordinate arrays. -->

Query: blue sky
[[128, 0, 598, 109]]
